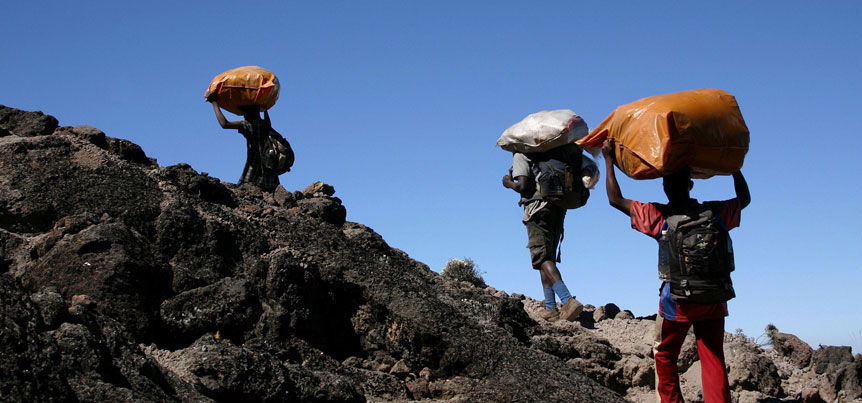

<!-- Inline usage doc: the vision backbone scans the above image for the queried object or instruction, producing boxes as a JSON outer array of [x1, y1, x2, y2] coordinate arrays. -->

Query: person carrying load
[[205, 66, 293, 192], [498, 109, 599, 322], [585, 89, 751, 403]]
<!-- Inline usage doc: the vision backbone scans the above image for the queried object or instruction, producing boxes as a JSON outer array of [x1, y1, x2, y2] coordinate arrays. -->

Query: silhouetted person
[[209, 98, 279, 192]]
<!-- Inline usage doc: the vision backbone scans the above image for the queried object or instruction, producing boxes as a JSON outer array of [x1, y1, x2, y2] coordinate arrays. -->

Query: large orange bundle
[[578, 89, 749, 179], [205, 66, 280, 115]]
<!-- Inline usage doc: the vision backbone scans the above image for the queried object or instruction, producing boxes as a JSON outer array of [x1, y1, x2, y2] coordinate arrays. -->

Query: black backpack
[[658, 206, 735, 304], [526, 144, 589, 209], [260, 128, 294, 175]]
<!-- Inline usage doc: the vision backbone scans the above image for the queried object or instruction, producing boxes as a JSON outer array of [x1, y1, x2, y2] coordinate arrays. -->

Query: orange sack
[[577, 89, 749, 179], [205, 66, 280, 116]]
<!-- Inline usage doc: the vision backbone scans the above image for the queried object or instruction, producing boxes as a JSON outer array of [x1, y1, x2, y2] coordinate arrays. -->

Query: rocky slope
[[517, 298, 862, 403], [0, 105, 859, 402]]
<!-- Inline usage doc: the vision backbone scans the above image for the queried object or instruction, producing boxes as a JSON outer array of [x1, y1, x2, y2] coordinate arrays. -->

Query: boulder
[[51, 125, 108, 148], [724, 338, 783, 397], [615, 310, 635, 320], [28, 286, 66, 329], [160, 277, 261, 344], [389, 359, 411, 377], [292, 197, 346, 227], [801, 386, 826, 403], [302, 181, 336, 197], [106, 137, 153, 165], [811, 345, 854, 375], [594, 303, 621, 322], [771, 331, 814, 368], [815, 360, 862, 402], [616, 355, 654, 388], [0, 105, 58, 137], [273, 185, 297, 207]]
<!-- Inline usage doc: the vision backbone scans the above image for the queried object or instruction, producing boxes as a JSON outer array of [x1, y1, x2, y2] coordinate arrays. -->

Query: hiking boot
[[538, 308, 560, 322], [559, 298, 584, 322]]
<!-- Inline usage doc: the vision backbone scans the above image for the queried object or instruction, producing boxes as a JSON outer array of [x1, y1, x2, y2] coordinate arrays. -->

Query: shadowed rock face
[[5, 105, 858, 403], [0, 105, 626, 402]]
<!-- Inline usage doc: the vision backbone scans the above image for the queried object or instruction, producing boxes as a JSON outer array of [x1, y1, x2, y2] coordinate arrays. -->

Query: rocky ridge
[[0, 105, 859, 402]]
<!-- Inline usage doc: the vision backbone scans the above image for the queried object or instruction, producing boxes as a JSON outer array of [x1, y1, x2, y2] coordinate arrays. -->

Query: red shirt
[[630, 199, 742, 322]]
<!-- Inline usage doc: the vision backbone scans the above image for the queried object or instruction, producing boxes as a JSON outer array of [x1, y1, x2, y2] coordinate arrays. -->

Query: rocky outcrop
[[769, 324, 815, 369], [0, 105, 625, 402], [522, 295, 862, 403], [0, 106, 58, 137], [725, 334, 784, 397], [1, 105, 859, 403]]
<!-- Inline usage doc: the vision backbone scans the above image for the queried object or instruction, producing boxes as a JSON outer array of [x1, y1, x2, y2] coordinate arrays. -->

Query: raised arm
[[602, 139, 632, 216], [210, 100, 243, 130], [733, 171, 751, 209]]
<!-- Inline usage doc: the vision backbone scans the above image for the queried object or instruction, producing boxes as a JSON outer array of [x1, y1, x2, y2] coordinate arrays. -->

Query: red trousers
[[654, 317, 731, 403]]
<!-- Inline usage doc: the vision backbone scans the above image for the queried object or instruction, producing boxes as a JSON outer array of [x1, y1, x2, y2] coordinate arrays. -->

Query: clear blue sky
[[4, 1, 861, 353]]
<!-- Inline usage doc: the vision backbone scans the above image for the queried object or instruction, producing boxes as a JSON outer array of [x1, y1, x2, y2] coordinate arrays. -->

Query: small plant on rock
[[756, 323, 779, 347], [441, 257, 487, 288]]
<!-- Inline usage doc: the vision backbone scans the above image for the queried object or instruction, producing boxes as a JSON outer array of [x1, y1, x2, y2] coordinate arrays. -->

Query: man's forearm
[[604, 159, 631, 215], [212, 102, 228, 128], [733, 171, 751, 208], [604, 159, 622, 202]]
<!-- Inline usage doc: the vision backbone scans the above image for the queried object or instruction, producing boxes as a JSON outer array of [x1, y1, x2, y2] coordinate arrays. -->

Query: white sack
[[496, 109, 589, 153]]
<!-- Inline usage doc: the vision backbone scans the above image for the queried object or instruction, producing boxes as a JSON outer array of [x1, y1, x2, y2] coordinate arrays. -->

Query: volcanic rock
[[0, 105, 625, 402], [771, 328, 815, 369], [594, 303, 621, 322], [812, 345, 854, 375], [3, 105, 859, 403]]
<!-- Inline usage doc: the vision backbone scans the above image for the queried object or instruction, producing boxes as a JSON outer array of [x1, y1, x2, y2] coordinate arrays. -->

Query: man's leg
[[542, 284, 556, 311], [693, 318, 731, 403], [541, 207, 578, 311], [526, 206, 580, 320], [538, 266, 561, 321], [539, 261, 563, 289], [528, 209, 570, 310], [655, 318, 691, 403], [528, 220, 559, 312], [653, 316, 663, 403], [540, 260, 582, 320]]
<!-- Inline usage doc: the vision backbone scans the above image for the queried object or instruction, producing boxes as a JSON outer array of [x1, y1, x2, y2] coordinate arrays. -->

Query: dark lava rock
[[0, 105, 627, 402], [106, 137, 154, 166], [812, 345, 854, 375], [822, 360, 862, 400], [0, 104, 58, 137]]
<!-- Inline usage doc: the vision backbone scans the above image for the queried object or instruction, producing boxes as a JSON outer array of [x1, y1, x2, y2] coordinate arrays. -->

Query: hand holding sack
[[578, 89, 749, 179], [205, 66, 280, 115]]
